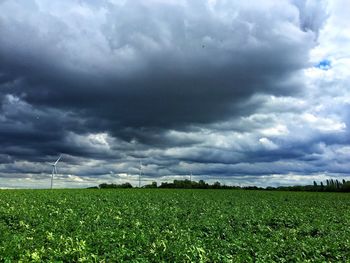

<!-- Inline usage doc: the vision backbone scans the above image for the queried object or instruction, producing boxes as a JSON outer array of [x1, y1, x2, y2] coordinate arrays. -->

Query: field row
[[0, 189, 349, 262]]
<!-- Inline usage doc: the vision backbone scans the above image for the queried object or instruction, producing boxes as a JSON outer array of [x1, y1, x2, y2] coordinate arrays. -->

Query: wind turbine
[[50, 155, 62, 189], [139, 161, 142, 188]]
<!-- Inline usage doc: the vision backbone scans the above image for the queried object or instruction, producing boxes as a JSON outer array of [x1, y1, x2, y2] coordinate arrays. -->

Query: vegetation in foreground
[[0, 189, 349, 262]]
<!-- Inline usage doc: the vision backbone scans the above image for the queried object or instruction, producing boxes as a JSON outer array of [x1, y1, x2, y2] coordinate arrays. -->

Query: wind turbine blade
[[55, 166, 58, 175], [54, 155, 62, 165]]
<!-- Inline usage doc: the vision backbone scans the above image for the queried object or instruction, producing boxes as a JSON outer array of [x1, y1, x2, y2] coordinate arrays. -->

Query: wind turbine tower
[[50, 155, 62, 189], [139, 161, 142, 188]]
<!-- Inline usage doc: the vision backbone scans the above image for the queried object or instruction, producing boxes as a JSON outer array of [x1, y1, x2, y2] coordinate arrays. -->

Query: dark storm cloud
[[0, 0, 317, 132], [3, 0, 347, 188]]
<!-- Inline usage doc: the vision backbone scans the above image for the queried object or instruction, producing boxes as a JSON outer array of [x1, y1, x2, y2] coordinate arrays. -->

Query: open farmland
[[0, 189, 349, 262]]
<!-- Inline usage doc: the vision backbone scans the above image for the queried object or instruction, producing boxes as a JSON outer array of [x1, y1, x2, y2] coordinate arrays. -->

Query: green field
[[0, 189, 349, 262]]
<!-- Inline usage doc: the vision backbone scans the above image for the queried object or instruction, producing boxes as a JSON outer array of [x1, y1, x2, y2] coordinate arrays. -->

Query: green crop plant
[[0, 189, 349, 262]]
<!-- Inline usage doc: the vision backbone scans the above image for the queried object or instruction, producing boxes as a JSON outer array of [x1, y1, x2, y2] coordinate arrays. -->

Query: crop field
[[0, 189, 349, 262]]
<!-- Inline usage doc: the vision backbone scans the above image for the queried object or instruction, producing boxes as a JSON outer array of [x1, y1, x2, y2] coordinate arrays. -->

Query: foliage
[[144, 182, 158, 188], [0, 189, 349, 262], [98, 182, 133, 189], [274, 179, 350, 192], [158, 179, 240, 189], [155, 179, 350, 192], [95, 179, 350, 192]]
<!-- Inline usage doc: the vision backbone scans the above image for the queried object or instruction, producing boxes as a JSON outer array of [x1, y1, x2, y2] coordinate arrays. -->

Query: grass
[[0, 189, 349, 262]]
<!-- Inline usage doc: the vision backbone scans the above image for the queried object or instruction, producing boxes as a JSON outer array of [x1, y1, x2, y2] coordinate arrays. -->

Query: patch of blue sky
[[315, 59, 331, 70]]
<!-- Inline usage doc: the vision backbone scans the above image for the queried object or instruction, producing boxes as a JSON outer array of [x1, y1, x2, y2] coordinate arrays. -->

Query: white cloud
[[261, 124, 289, 137], [259, 137, 278, 150], [64, 132, 113, 152]]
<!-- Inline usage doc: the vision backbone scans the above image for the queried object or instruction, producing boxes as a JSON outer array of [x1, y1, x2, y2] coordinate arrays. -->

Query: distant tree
[[212, 181, 221, 189], [98, 182, 132, 189], [320, 181, 324, 190], [342, 180, 350, 192], [144, 182, 157, 188], [198, 180, 208, 189], [120, 182, 133, 188]]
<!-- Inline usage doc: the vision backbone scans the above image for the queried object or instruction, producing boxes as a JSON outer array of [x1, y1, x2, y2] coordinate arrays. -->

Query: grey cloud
[[2, 0, 348, 188], [0, 0, 317, 131], [292, 0, 329, 36]]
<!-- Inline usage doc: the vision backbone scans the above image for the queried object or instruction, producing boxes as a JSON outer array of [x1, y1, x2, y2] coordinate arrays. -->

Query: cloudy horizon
[[1, 0, 349, 188]]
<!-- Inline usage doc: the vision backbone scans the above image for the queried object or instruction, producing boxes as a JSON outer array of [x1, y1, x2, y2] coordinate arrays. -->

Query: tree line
[[89, 178, 350, 192], [267, 179, 350, 192]]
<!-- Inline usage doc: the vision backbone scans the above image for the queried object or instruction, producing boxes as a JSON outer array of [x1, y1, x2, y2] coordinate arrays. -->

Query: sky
[[0, 0, 350, 188]]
